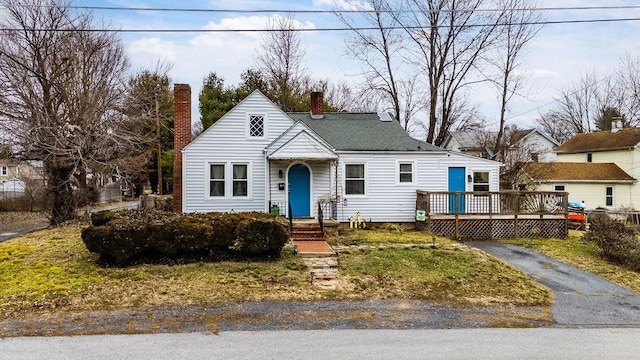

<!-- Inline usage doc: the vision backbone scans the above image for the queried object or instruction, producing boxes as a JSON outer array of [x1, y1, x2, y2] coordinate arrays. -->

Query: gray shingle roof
[[287, 112, 442, 152]]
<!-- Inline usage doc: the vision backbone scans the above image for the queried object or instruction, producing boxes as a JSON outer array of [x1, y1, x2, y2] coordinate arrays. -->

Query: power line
[[1, 16, 639, 33], [10, 4, 640, 14]]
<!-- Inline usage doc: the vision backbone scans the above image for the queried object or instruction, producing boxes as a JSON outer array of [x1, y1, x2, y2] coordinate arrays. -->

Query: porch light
[[278, 169, 283, 178], [467, 174, 473, 183]]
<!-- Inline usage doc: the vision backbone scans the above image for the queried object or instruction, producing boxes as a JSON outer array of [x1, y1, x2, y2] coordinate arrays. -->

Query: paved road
[[2, 328, 640, 360], [468, 242, 640, 326], [0, 218, 50, 243], [0, 201, 139, 243]]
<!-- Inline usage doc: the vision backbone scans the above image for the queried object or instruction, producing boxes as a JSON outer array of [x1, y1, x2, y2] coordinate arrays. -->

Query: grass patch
[[338, 246, 551, 306], [0, 226, 320, 318], [1, 225, 552, 319], [328, 227, 455, 246], [502, 230, 640, 294]]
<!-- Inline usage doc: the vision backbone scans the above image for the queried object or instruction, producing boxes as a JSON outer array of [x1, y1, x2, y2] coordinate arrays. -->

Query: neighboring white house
[[443, 128, 559, 162], [0, 159, 44, 196], [173, 87, 501, 223]]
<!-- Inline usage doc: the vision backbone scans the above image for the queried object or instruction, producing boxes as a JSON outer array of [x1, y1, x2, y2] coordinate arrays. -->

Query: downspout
[[264, 149, 270, 213], [632, 147, 635, 208]]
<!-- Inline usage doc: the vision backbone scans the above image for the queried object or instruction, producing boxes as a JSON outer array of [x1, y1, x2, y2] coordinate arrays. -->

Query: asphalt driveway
[[468, 242, 640, 326]]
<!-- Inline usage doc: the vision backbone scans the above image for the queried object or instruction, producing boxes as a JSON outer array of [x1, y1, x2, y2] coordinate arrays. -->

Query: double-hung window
[[345, 164, 365, 195], [473, 171, 490, 192], [1, 166, 7, 176], [399, 162, 413, 183], [209, 163, 250, 198], [209, 164, 225, 197], [232, 164, 248, 197], [605, 186, 614, 207]]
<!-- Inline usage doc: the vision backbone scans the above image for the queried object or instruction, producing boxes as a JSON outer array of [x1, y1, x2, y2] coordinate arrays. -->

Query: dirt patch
[[0, 301, 553, 337]]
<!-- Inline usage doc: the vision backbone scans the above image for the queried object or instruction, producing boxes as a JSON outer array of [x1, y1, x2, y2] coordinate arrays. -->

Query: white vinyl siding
[[334, 152, 499, 223], [183, 92, 293, 213]]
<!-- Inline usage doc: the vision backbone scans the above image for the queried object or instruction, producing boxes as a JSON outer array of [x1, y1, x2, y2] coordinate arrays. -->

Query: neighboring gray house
[[173, 88, 501, 223], [443, 128, 559, 162]]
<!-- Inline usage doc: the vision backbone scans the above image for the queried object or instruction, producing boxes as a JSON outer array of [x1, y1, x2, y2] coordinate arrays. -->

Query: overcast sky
[[76, 0, 640, 134]]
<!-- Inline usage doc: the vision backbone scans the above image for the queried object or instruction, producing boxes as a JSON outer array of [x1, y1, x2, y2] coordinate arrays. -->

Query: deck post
[[488, 194, 493, 239], [514, 194, 520, 238]]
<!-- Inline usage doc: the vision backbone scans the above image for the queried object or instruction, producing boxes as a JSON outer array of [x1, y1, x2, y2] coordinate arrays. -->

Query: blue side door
[[288, 164, 311, 217], [448, 167, 466, 213]]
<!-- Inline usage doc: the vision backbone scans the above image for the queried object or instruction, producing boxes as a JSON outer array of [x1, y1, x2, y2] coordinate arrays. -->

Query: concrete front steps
[[290, 219, 338, 288]]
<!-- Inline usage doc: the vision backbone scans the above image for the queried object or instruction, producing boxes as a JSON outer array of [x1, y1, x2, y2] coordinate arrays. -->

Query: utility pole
[[156, 92, 162, 195]]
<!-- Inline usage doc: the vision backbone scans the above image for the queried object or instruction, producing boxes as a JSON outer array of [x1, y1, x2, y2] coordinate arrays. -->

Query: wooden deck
[[417, 191, 570, 240]]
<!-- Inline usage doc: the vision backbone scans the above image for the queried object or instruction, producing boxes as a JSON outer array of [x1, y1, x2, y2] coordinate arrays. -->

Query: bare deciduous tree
[[337, 0, 416, 128], [490, 0, 543, 162], [536, 110, 574, 144], [0, 0, 132, 224], [255, 15, 309, 112], [399, 0, 504, 146]]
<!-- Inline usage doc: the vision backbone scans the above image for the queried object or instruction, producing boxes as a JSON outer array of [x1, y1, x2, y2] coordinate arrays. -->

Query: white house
[[173, 86, 501, 223], [443, 128, 559, 162]]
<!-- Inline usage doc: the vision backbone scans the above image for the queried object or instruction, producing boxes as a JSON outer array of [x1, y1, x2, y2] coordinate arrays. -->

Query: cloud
[[516, 69, 562, 81], [128, 37, 177, 64], [313, 0, 372, 11]]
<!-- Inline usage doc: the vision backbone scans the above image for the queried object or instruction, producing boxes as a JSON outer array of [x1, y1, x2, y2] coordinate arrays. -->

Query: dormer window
[[249, 115, 265, 137]]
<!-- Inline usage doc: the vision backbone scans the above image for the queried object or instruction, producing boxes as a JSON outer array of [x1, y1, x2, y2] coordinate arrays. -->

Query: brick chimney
[[172, 84, 191, 213], [310, 91, 323, 119]]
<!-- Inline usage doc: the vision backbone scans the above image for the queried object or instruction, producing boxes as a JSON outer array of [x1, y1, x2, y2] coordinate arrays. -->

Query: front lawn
[[0, 226, 552, 319]]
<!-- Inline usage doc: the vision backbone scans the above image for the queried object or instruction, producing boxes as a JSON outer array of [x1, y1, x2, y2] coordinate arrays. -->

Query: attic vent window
[[249, 115, 264, 137]]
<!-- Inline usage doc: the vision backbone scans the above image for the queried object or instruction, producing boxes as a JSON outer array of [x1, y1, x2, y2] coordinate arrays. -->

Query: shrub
[[583, 214, 640, 271], [235, 218, 289, 256], [81, 210, 289, 265], [90, 210, 116, 227]]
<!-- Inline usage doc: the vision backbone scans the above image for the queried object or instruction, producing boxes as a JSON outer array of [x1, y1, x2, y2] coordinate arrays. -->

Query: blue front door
[[288, 164, 311, 217], [448, 167, 466, 213]]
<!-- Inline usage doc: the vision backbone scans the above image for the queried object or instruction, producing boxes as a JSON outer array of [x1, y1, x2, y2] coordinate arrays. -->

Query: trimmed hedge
[[82, 210, 289, 265], [583, 213, 640, 271]]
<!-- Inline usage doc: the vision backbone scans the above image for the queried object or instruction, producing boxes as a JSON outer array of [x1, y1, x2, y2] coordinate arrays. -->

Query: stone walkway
[[302, 256, 340, 289]]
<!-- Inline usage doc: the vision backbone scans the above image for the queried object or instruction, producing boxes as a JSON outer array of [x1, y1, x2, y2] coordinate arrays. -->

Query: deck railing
[[417, 190, 568, 216]]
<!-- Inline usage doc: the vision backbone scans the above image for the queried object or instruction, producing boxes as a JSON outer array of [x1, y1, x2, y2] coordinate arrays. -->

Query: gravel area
[[0, 301, 552, 337]]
